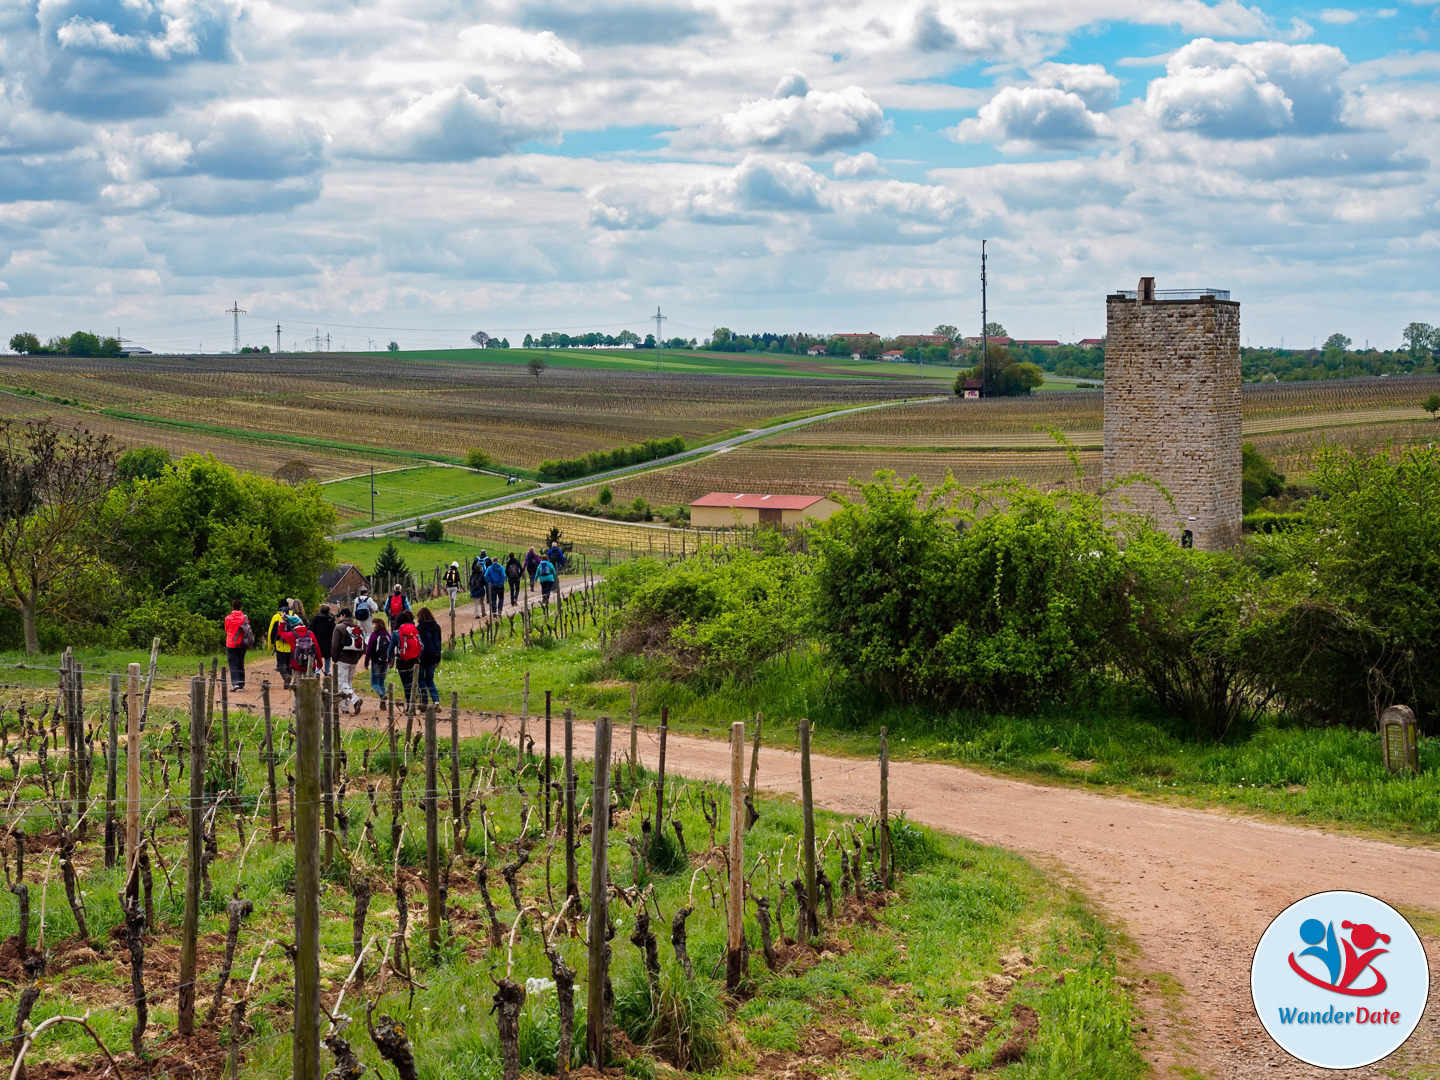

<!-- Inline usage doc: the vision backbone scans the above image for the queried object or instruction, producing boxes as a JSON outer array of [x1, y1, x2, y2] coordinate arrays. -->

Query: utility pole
[[325, 332, 331, 352], [227, 300, 247, 353], [652, 306, 667, 372], [276, 323, 282, 354], [980, 240, 989, 397]]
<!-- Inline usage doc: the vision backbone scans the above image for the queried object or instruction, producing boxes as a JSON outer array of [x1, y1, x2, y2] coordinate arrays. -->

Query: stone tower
[[1103, 277, 1241, 550]]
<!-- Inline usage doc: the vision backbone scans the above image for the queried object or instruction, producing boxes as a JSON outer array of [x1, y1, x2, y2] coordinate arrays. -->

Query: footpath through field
[[332, 395, 945, 541], [330, 710, 1438, 1080]]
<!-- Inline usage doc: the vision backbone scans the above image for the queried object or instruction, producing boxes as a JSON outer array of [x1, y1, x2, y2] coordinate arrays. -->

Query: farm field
[[448, 505, 733, 559], [0, 353, 935, 474], [322, 465, 526, 526]]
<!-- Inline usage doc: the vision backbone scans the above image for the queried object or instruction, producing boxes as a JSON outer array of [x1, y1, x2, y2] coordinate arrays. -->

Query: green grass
[[2, 691, 1142, 1080], [322, 465, 529, 525]]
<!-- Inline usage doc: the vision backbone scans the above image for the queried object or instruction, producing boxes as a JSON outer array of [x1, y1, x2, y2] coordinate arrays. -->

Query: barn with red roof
[[689, 492, 841, 528]]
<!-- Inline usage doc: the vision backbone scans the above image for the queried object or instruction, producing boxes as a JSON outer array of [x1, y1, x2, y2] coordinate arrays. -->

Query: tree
[[984, 321, 1007, 339], [1241, 442, 1285, 512], [1323, 333, 1352, 352], [116, 446, 173, 483], [423, 517, 444, 542], [8, 332, 40, 354], [642, 334, 656, 348], [387, 341, 399, 352], [933, 324, 959, 343], [1402, 322, 1435, 361], [527, 353, 547, 382], [372, 541, 410, 589], [597, 484, 613, 506], [0, 419, 118, 653], [466, 448, 493, 469], [617, 330, 640, 346], [274, 459, 313, 486], [470, 330, 493, 348], [523, 333, 534, 348], [1424, 393, 1440, 419]]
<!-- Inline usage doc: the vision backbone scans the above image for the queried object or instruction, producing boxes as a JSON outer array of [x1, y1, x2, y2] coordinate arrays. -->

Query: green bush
[[466, 448, 493, 469], [424, 517, 445, 542], [598, 484, 614, 506]]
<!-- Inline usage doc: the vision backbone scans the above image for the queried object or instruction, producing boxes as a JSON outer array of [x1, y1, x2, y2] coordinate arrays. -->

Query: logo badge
[[1252, 891, 1429, 1069]]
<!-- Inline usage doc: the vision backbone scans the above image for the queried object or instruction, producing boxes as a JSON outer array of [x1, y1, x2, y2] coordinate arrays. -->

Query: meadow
[[322, 465, 527, 527]]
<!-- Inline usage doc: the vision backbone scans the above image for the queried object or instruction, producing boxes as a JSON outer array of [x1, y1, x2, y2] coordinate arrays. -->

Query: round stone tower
[[1102, 277, 1242, 550]]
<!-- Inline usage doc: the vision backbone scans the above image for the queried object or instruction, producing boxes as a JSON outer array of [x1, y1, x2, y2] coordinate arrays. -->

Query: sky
[[0, 0, 1437, 351]]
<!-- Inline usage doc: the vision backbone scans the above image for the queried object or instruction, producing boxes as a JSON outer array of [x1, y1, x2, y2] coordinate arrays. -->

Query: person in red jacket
[[277, 615, 321, 678], [222, 601, 254, 691]]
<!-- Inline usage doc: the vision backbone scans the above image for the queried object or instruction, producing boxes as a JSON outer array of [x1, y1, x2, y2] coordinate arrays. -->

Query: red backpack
[[387, 594, 406, 620], [289, 628, 318, 672], [396, 623, 421, 662]]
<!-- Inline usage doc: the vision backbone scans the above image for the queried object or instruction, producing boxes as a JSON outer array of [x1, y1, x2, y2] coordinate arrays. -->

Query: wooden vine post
[[424, 702, 442, 953], [628, 685, 638, 787], [293, 675, 323, 1080], [450, 693, 462, 851], [179, 676, 206, 1036], [564, 707, 577, 907], [726, 721, 745, 990], [879, 726, 891, 887], [585, 716, 613, 1068], [653, 706, 668, 841], [799, 717, 818, 941], [125, 663, 142, 901], [321, 675, 334, 868], [745, 710, 763, 830], [543, 690, 552, 832], [262, 682, 279, 839], [104, 674, 119, 870]]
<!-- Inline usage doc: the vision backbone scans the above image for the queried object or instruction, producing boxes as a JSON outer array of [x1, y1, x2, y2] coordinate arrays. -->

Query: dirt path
[[362, 711, 1435, 1080]]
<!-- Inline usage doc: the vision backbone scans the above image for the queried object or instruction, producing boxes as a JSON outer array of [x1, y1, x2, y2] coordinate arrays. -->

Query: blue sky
[[0, 0, 1436, 350]]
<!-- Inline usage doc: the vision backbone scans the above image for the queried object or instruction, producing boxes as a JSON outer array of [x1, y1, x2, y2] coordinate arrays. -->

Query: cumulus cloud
[[698, 75, 888, 154], [587, 185, 664, 230], [456, 26, 583, 70], [1145, 39, 1350, 137], [834, 151, 886, 178], [951, 87, 1113, 151], [193, 104, 326, 180], [518, 0, 715, 45], [365, 84, 537, 162], [1031, 63, 1121, 110]]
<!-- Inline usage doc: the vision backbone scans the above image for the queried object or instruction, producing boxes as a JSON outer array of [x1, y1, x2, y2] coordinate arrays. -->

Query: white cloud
[[834, 151, 886, 178], [1320, 9, 1361, 23], [193, 104, 326, 179], [1145, 38, 1350, 136], [456, 26, 583, 70], [1031, 63, 1121, 110], [365, 84, 537, 162], [702, 77, 889, 154], [951, 87, 1113, 151]]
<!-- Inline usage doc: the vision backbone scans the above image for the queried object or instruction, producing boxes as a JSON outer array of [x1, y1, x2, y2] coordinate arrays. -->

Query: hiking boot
[[353, 699, 363, 714]]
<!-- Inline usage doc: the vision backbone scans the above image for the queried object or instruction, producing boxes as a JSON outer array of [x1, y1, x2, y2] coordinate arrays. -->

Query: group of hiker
[[442, 543, 564, 618], [219, 542, 569, 712]]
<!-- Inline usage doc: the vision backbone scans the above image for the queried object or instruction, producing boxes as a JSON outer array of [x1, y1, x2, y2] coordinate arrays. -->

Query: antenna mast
[[226, 300, 247, 353]]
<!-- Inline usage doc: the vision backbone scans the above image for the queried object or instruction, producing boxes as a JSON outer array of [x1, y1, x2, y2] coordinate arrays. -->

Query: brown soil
[[337, 710, 1440, 1080]]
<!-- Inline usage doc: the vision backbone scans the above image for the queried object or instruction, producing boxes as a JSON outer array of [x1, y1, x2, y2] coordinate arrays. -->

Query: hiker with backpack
[[223, 601, 255, 692], [364, 615, 391, 703], [416, 606, 443, 705], [547, 541, 566, 575], [354, 586, 375, 641], [385, 584, 410, 625], [444, 561, 462, 610], [536, 553, 557, 605], [310, 603, 336, 676], [268, 599, 294, 688], [277, 605, 320, 679], [484, 556, 506, 616], [392, 611, 422, 709], [505, 553, 522, 605], [524, 547, 540, 587], [331, 608, 366, 713], [468, 556, 485, 617]]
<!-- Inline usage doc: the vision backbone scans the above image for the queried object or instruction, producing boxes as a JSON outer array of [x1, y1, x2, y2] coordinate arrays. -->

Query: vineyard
[[0, 638, 1140, 1079], [0, 355, 934, 473], [447, 507, 734, 560]]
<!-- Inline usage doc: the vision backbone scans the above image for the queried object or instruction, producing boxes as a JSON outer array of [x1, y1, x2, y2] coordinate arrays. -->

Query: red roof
[[691, 493, 827, 510], [1077, 337, 1104, 346]]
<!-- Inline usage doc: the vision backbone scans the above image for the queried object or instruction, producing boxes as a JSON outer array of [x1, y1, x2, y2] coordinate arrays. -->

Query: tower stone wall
[[1103, 280, 1242, 550]]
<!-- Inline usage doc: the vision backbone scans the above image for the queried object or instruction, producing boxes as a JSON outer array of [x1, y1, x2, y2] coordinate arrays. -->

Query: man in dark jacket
[[505, 553, 522, 605], [310, 604, 336, 675], [330, 607, 366, 713], [468, 557, 485, 617], [484, 556, 506, 616]]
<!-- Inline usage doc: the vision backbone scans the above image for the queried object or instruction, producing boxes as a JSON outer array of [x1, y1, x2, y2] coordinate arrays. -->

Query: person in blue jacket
[[536, 554, 557, 606], [484, 556, 506, 616]]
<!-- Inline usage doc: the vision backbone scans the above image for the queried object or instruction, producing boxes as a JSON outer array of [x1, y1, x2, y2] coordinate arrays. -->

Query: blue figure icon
[[1299, 918, 1341, 986]]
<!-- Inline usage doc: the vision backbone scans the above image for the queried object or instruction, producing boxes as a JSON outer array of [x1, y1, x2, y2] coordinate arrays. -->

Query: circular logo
[[1251, 891, 1429, 1069]]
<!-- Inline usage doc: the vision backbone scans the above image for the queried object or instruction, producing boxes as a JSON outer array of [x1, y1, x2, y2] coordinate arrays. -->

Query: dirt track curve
[[381, 710, 1439, 1080]]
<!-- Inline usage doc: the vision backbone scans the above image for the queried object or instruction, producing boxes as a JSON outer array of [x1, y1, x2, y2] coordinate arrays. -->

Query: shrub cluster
[[537, 436, 685, 481]]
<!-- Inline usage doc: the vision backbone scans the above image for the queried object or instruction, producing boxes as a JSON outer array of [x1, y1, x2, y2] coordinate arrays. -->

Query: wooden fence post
[[544, 690, 552, 832], [105, 675, 119, 870], [585, 716, 613, 1068], [425, 702, 442, 954], [179, 676, 206, 1036], [799, 717, 817, 940], [726, 721, 745, 990], [321, 675, 334, 868], [879, 727, 890, 888], [125, 664, 141, 902], [629, 686, 638, 787], [654, 707, 668, 842], [263, 683, 279, 839], [450, 693, 462, 851], [564, 707, 577, 908], [292, 675, 323, 1080]]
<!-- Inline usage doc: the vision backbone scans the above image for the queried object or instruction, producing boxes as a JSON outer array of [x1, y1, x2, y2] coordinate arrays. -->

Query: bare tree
[[0, 419, 117, 654], [470, 331, 493, 348], [274, 459, 313, 486], [527, 353, 546, 382]]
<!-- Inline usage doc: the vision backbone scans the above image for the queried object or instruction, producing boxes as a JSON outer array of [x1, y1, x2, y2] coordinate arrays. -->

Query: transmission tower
[[226, 300, 247, 353], [980, 241, 990, 397], [651, 306, 668, 371], [276, 323, 282, 354]]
